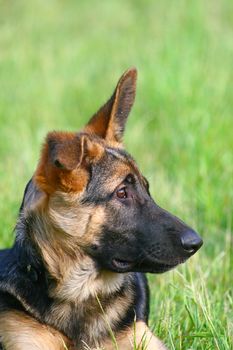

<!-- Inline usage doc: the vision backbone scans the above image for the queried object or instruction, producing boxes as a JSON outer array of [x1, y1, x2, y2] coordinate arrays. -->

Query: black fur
[[0, 184, 150, 348], [0, 150, 203, 348]]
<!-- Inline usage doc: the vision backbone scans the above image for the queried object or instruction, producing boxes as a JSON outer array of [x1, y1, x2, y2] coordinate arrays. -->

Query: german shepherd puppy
[[0, 68, 203, 350]]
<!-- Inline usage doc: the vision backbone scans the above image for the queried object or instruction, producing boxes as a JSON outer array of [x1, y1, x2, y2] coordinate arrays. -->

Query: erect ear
[[84, 67, 137, 144]]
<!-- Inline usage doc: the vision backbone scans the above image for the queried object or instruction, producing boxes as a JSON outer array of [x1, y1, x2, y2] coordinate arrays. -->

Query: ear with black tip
[[85, 67, 137, 143]]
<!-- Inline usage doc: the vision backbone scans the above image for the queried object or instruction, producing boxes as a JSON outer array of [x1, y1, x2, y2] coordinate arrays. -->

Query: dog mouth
[[140, 256, 188, 273], [111, 258, 135, 271], [111, 257, 184, 273], [145, 262, 179, 273]]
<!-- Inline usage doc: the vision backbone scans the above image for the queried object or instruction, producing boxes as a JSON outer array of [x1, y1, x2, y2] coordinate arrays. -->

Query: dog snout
[[180, 229, 203, 254]]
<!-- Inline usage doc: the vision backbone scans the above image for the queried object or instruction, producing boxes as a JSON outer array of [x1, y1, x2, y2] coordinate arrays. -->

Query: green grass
[[0, 0, 232, 349]]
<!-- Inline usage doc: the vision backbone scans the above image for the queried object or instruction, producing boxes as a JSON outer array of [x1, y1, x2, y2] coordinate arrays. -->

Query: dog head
[[24, 68, 202, 277]]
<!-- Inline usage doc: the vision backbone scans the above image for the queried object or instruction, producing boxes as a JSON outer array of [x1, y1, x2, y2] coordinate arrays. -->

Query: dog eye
[[116, 187, 127, 199]]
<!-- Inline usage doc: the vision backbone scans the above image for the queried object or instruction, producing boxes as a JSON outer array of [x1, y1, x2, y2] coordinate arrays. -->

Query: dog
[[0, 68, 203, 350]]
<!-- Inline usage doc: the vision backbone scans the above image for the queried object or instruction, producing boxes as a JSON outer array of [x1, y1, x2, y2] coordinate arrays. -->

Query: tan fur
[[102, 321, 167, 350], [101, 164, 132, 193], [46, 276, 135, 349], [52, 256, 125, 302], [26, 197, 125, 302], [83, 205, 106, 243], [0, 313, 166, 350], [0, 311, 70, 350], [48, 192, 93, 238]]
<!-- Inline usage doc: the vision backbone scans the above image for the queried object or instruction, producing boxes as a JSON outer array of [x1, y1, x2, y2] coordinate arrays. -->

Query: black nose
[[181, 229, 203, 254]]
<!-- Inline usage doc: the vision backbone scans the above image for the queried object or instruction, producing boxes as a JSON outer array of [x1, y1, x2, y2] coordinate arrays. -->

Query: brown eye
[[117, 187, 127, 199]]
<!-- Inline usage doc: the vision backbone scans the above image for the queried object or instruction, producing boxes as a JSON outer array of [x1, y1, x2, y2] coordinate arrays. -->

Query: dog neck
[[18, 206, 126, 303], [52, 257, 126, 303], [15, 210, 135, 349], [15, 189, 137, 349]]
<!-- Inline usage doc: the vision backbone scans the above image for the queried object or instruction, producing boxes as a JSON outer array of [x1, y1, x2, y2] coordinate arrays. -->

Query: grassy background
[[0, 0, 232, 349]]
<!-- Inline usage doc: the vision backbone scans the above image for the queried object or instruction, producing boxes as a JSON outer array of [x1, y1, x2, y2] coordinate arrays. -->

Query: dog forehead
[[105, 147, 127, 160], [88, 146, 144, 194], [105, 147, 142, 178], [103, 147, 132, 174]]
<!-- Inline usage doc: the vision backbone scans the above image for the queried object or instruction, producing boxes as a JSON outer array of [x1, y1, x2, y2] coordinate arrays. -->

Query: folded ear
[[46, 132, 103, 170], [85, 67, 137, 144], [47, 132, 84, 171], [34, 132, 104, 193]]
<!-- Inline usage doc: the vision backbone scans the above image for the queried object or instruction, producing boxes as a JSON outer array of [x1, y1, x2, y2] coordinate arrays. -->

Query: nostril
[[181, 230, 203, 253]]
